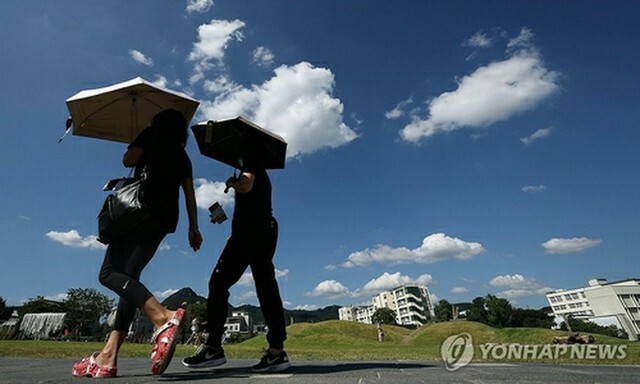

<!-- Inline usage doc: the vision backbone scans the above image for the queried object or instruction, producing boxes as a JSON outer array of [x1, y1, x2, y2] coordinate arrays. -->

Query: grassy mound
[[1, 320, 636, 365]]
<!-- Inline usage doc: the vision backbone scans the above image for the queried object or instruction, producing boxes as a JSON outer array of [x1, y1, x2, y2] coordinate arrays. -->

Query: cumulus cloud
[[542, 237, 603, 254], [188, 19, 245, 82], [46, 230, 106, 250], [521, 127, 553, 145], [194, 178, 235, 210], [307, 280, 350, 298], [308, 272, 433, 299], [522, 184, 546, 193], [199, 61, 358, 157], [489, 273, 553, 299], [400, 28, 559, 142], [251, 46, 275, 67], [186, 0, 214, 14], [129, 49, 153, 66], [353, 272, 434, 297], [341, 233, 485, 268], [450, 287, 469, 294]]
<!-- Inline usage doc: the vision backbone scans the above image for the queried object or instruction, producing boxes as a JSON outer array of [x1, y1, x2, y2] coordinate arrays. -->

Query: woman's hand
[[188, 227, 202, 251]]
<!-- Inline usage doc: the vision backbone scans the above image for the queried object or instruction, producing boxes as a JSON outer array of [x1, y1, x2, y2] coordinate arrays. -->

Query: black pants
[[206, 217, 286, 349], [99, 227, 166, 332]]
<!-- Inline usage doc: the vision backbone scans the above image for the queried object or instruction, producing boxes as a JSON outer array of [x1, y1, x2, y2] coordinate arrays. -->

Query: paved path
[[1, 357, 639, 383]]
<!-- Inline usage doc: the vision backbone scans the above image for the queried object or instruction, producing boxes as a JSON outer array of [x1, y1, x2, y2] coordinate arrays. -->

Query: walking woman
[[72, 109, 203, 378]]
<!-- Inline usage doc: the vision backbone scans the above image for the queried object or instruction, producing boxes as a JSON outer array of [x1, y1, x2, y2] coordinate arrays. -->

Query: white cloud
[[151, 75, 168, 88], [194, 178, 235, 210], [293, 304, 319, 311], [237, 268, 289, 286], [400, 28, 559, 142], [464, 32, 492, 48], [45, 292, 68, 302], [342, 233, 485, 268], [199, 61, 358, 157], [251, 46, 275, 67], [490, 273, 528, 287], [353, 272, 434, 297], [154, 288, 180, 301], [385, 96, 413, 119], [521, 127, 553, 145], [186, 0, 214, 14], [542, 237, 603, 254], [489, 273, 553, 299], [324, 264, 338, 271], [46, 230, 106, 250], [450, 286, 469, 294], [129, 49, 153, 66], [307, 280, 350, 298], [522, 184, 546, 193], [188, 19, 245, 81]]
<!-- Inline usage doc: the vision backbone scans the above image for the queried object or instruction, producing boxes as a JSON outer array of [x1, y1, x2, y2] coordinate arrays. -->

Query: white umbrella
[[64, 77, 199, 143]]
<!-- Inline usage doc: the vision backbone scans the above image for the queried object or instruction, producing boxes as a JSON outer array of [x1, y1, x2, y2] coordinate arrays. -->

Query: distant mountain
[[161, 287, 206, 309], [162, 288, 339, 323]]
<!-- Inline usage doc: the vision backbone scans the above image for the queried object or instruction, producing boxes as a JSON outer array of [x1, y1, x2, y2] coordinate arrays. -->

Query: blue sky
[[1, 1, 638, 311]]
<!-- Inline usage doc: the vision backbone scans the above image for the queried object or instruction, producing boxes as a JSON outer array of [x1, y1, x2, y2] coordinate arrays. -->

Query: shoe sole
[[252, 361, 291, 373], [182, 357, 227, 369], [153, 337, 177, 375]]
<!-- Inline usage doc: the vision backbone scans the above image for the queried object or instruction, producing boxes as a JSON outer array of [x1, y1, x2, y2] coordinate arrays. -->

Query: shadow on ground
[[160, 362, 435, 381]]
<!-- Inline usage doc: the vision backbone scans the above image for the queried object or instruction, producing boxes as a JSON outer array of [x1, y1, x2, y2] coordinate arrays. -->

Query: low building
[[224, 311, 252, 336], [339, 284, 434, 327], [546, 278, 640, 341]]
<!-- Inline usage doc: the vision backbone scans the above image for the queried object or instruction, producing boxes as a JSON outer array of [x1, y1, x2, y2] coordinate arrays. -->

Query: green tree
[[466, 296, 488, 324], [63, 288, 114, 336], [372, 307, 397, 325], [485, 294, 513, 328], [19, 296, 63, 316], [511, 308, 554, 328], [0, 297, 7, 320], [433, 299, 453, 322]]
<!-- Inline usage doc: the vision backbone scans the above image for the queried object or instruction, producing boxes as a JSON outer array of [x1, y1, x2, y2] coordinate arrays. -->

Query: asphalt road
[[0, 358, 638, 383]]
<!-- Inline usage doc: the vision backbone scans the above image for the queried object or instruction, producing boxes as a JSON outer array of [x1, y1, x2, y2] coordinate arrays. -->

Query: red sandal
[[150, 308, 185, 375], [72, 352, 117, 378]]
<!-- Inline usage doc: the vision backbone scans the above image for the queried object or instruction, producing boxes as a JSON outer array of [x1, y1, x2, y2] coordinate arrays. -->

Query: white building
[[545, 278, 640, 341], [339, 284, 434, 327]]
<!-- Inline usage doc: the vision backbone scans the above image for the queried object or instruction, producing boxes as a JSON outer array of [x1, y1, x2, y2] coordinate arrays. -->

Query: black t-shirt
[[129, 125, 193, 233], [233, 167, 273, 229]]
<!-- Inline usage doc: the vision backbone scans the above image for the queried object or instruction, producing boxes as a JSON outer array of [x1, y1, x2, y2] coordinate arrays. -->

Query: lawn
[[1, 320, 637, 365]]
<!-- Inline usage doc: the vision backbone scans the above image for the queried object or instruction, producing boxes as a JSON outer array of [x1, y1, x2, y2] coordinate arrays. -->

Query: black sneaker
[[182, 344, 227, 368], [251, 349, 291, 373]]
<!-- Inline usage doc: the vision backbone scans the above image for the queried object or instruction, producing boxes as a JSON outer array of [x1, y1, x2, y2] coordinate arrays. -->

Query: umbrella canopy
[[65, 77, 199, 144], [192, 116, 287, 169]]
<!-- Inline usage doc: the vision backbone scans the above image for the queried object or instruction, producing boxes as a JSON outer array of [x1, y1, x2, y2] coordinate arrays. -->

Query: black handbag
[[97, 173, 150, 244]]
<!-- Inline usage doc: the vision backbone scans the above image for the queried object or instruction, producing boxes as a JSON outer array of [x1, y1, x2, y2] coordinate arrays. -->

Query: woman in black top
[[72, 109, 202, 378]]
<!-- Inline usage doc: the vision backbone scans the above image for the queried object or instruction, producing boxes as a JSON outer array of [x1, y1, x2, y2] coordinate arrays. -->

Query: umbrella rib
[[76, 96, 128, 127]]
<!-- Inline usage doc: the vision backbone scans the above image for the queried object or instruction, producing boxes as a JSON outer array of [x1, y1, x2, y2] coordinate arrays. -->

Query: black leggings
[[206, 218, 286, 349], [99, 228, 166, 332]]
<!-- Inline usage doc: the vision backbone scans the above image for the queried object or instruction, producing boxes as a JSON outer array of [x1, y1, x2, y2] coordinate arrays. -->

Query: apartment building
[[546, 278, 640, 341], [339, 284, 434, 327]]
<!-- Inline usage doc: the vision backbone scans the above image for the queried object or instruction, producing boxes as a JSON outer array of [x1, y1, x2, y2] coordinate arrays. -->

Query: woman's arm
[[122, 146, 143, 167], [225, 172, 255, 194], [181, 178, 202, 251]]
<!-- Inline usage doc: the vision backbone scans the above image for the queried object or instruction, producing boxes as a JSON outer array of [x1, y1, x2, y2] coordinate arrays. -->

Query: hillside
[[227, 320, 637, 363], [161, 287, 339, 323]]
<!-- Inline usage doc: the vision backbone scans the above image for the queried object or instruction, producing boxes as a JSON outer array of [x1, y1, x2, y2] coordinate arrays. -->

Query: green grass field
[[1, 320, 637, 365]]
